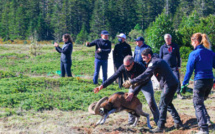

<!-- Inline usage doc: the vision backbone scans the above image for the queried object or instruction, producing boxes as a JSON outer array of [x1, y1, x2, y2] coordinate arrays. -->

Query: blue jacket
[[56, 41, 73, 63], [87, 38, 111, 60], [183, 45, 215, 85], [159, 43, 181, 68], [134, 44, 151, 67]]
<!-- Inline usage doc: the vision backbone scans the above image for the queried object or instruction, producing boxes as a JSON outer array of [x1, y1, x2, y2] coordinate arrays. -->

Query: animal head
[[88, 97, 109, 116]]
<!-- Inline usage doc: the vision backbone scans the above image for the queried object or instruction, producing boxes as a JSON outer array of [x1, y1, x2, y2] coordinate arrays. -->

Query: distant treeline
[[0, 0, 214, 47]]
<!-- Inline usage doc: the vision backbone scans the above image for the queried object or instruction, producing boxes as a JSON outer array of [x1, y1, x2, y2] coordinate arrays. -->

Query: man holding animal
[[124, 48, 184, 133], [93, 55, 160, 126]]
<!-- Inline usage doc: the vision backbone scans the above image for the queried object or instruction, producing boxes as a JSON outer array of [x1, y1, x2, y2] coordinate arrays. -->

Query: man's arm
[[86, 40, 97, 47], [102, 65, 124, 88], [130, 62, 157, 84]]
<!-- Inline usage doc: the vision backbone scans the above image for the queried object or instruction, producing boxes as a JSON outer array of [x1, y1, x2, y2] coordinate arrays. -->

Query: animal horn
[[88, 102, 97, 114], [94, 97, 108, 115]]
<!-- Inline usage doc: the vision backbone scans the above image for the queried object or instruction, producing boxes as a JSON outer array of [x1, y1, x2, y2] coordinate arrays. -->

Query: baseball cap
[[134, 37, 144, 42], [101, 30, 109, 35], [117, 33, 126, 39]]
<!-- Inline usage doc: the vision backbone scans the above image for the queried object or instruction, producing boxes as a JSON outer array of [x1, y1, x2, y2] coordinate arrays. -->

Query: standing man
[[134, 37, 151, 68], [86, 30, 111, 84], [124, 48, 183, 133], [159, 34, 183, 99], [113, 33, 132, 88], [94, 55, 160, 125]]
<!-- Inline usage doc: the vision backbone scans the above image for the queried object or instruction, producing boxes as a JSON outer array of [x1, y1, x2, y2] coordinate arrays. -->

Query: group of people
[[91, 30, 214, 134], [54, 31, 214, 134]]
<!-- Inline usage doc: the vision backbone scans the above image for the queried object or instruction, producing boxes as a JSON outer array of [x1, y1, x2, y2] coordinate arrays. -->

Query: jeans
[[93, 59, 108, 84], [193, 79, 213, 131], [157, 84, 182, 128], [61, 61, 72, 77], [128, 81, 159, 124]]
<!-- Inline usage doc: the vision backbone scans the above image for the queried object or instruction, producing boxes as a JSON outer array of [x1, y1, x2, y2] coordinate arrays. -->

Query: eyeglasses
[[124, 63, 132, 68]]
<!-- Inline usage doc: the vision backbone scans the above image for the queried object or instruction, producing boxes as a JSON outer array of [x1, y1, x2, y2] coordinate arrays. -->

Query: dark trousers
[[172, 68, 181, 94], [157, 84, 182, 128], [93, 59, 107, 84], [115, 63, 128, 88], [193, 79, 213, 131], [61, 61, 72, 77]]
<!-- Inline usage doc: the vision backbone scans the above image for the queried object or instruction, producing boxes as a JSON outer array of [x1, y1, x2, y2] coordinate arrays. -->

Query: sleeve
[[101, 42, 111, 54], [182, 53, 195, 86], [130, 62, 157, 84], [55, 44, 72, 54], [159, 46, 163, 59], [131, 76, 152, 95], [87, 40, 97, 47], [176, 45, 181, 67], [102, 65, 124, 88], [55, 47, 61, 53], [213, 52, 215, 69]]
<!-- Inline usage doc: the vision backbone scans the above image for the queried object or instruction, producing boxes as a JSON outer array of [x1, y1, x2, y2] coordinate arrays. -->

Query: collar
[[194, 44, 204, 50]]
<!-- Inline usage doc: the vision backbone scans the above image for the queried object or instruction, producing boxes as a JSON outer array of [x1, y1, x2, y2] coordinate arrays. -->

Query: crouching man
[[94, 55, 159, 125], [124, 48, 184, 133]]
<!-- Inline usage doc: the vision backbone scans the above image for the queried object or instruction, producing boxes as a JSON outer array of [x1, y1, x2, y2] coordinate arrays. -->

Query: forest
[[0, 0, 214, 51]]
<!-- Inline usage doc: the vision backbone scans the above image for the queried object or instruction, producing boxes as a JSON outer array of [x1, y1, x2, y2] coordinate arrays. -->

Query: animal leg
[[136, 105, 152, 129], [100, 109, 116, 125], [96, 116, 104, 126], [131, 116, 139, 127]]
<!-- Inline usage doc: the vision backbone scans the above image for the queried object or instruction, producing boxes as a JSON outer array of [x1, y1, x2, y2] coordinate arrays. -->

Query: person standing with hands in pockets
[[86, 30, 111, 84], [54, 34, 73, 77]]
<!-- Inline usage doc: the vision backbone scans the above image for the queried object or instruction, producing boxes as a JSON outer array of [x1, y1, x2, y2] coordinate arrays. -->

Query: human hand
[[94, 85, 103, 93], [86, 42, 90, 46], [126, 93, 134, 101], [96, 48, 101, 53], [122, 80, 131, 88], [54, 42, 59, 47], [180, 85, 188, 94], [213, 80, 215, 90]]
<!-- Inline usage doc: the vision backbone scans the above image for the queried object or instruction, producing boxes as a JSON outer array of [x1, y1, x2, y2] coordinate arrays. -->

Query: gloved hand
[[180, 84, 188, 94], [123, 80, 131, 88]]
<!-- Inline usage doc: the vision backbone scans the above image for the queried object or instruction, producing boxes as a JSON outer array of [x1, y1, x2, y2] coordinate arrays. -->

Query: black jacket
[[130, 57, 178, 90], [113, 42, 132, 65], [102, 62, 150, 95], [159, 43, 180, 68], [56, 41, 73, 63], [87, 38, 111, 60]]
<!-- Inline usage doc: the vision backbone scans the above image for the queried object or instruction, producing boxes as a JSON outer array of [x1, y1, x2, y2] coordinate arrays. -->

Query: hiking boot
[[196, 130, 209, 134], [125, 122, 134, 126], [177, 93, 184, 99], [174, 123, 184, 129], [149, 127, 164, 133]]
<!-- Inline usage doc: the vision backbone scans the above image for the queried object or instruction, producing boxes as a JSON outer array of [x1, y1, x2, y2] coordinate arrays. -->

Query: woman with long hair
[[54, 34, 73, 77], [182, 33, 214, 134]]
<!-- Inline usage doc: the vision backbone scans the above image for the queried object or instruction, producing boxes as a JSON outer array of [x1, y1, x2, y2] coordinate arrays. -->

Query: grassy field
[[0, 43, 214, 133]]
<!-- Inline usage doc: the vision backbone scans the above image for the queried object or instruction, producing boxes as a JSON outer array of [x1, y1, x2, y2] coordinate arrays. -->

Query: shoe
[[177, 93, 184, 99], [196, 130, 209, 134], [149, 127, 164, 133], [207, 120, 213, 126], [125, 122, 133, 126], [174, 123, 184, 129]]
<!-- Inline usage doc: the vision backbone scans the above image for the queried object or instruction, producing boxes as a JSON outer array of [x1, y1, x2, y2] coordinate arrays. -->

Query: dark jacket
[[159, 43, 180, 68], [183, 45, 215, 86], [134, 44, 151, 67], [102, 62, 150, 95], [87, 38, 111, 60], [55, 41, 73, 63], [130, 56, 178, 89], [113, 42, 132, 66]]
